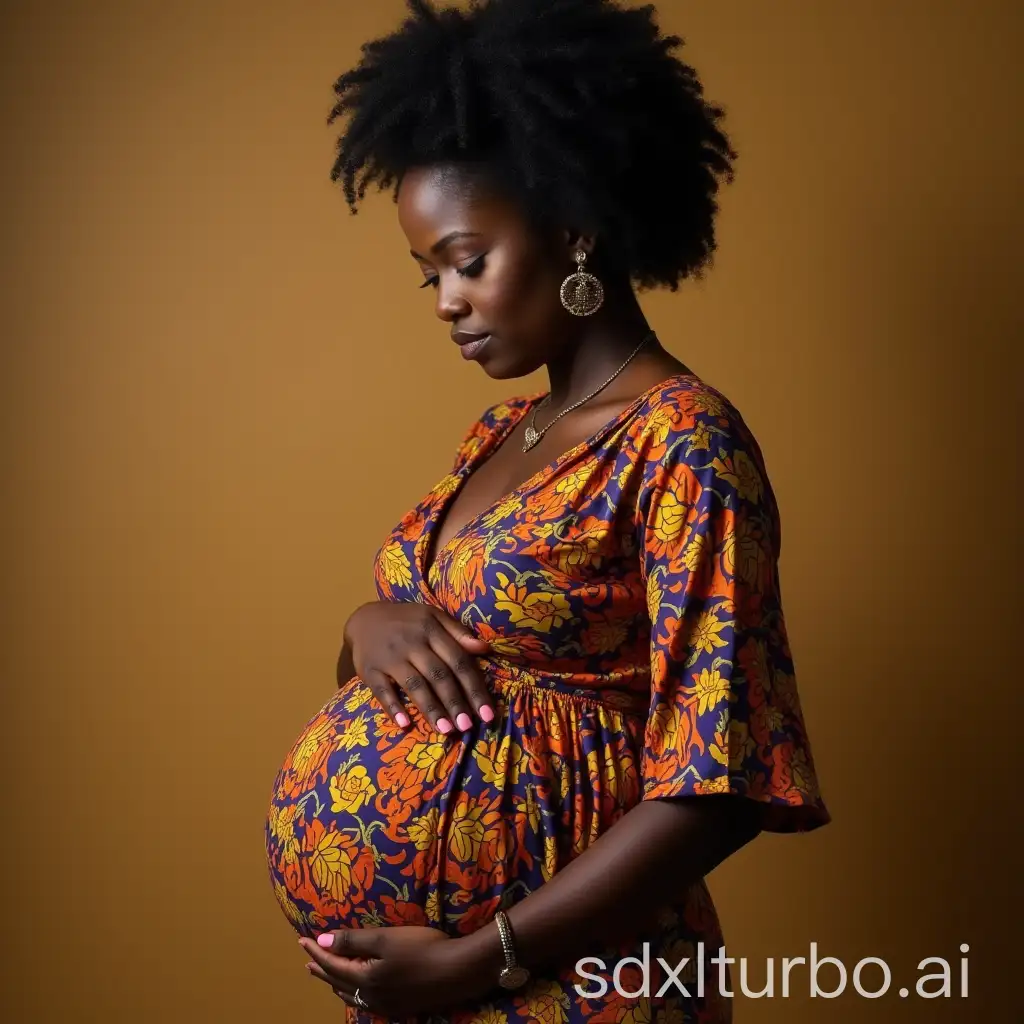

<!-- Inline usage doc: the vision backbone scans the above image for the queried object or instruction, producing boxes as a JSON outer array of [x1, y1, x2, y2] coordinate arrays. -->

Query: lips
[[452, 330, 491, 346], [452, 330, 493, 361]]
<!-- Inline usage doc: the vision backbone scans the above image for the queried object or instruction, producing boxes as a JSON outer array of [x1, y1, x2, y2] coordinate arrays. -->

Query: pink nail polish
[[456, 712, 472, 730], [316, 933, 334, 948], [479, 704, 494, 723], [395, 712, 410, 728], [436, 718, 452, 734]]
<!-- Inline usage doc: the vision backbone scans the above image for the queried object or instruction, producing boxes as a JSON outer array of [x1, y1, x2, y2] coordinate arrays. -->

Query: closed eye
[[418, 254, 486, 290]]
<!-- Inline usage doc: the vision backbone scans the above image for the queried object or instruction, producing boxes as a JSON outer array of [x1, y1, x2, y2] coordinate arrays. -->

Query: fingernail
[[305, 962, 315, 971], [480, 704, 494, 723], [395, 712, 410, 728], [456, 712, 472, 730], [316, 933, 333, 948], [436, 718, 452, 734]]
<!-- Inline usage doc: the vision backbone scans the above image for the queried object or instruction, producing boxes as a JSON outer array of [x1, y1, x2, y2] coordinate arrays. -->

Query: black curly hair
[[327, 0, 736, 292]]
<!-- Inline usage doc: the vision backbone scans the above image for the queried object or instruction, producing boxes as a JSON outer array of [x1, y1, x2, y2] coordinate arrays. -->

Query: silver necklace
[[522, 330, 657, 452]]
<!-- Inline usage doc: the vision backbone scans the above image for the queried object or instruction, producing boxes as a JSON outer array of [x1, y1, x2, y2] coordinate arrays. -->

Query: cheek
[[482, 250, 561, 326]]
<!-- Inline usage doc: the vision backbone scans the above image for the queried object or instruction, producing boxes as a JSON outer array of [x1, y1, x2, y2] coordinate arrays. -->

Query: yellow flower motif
[[330, 764, 377, 814], [541, 834, 559, 882], [646, 574, 662, 624], [690, 607, 730, 654], [433, 473, 461, 498], [651, 490, 688, 545], [790, 749, 819, 798], [449, 540, 481, 588], [586, 748, 620, 800], [465, 1005, 508, 1024], [528, 522, 560, 541], [405, 808, 441, 851], [482, 630, 524, 658], [733, 450, 763, 503], [553, 536, 599, 573], [273, 881, 305, 928], [523, 784, 541, 834], [379, 540, 412, 588], [682, 532, 707, 573], [343, 684, 373, 713], [473, 735, 524, 786], [710, 450, 762, 503], [481, 494, 524, 527], [522, 979, 571, 1024], [556, 759, 572, 802], [492, 572, 572, 633], [709, 735, 729, 766], [407, 740, 446, 770], [648, 699, 680, 756], [309, 828, 353, 902], [449, 800, 490, 863], [696, 775, 730, 795], [687, 420, 713, 453], [690, 666, 731, 716], [648, 406, 675, 445], [554, 467, 591, 502], [337, 713, 370, 751], [688, 388, 727, 418], [621, 999, 655, 1024], [291, 719, 334, 783], [269, 804, 301, 866], [539, 707, 564, 743], [425, 889, 441, 923]]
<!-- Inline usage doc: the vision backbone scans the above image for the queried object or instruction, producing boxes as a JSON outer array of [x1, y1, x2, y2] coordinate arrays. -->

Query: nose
[[434, 276, 471, 323]]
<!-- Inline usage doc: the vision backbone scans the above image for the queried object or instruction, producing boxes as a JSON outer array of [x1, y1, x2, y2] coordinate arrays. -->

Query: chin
[[477, 349, 543, 381]]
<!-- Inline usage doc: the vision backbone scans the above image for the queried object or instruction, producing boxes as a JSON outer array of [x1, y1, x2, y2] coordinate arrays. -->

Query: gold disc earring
[[559, 249, 604, 316]]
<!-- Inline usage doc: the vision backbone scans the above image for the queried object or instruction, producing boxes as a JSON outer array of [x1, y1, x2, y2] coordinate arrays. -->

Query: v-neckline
[[419, 371, 697, 585]]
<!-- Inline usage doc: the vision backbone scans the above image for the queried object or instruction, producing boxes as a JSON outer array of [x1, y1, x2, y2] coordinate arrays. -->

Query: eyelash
[[420, 255, 486, 289]]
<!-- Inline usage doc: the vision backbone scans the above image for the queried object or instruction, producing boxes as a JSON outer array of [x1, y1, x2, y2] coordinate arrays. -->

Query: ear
[[561, 228, 598, 259]]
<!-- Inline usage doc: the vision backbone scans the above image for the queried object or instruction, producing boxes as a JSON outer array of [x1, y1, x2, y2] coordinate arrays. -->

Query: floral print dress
[[265, 373, 830, 1023]]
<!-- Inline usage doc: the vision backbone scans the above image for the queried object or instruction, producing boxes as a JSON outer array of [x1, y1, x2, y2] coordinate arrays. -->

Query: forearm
[[461, 795, 761, 976]]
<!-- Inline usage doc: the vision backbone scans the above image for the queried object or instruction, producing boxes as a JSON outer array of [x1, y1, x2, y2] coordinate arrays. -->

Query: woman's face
[[396, 164, 578, 379]]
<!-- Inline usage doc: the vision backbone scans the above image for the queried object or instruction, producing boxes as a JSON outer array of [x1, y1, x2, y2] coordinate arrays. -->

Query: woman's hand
[[299, 925, 494, 1018], [344, 601, 494, 734]]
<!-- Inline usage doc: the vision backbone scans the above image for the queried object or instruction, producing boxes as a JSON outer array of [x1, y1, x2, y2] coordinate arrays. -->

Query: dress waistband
[[480, 655, 650, 717]]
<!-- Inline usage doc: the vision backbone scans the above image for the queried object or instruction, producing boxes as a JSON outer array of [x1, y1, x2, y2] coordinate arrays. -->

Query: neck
[[544, 289, 655, 407]]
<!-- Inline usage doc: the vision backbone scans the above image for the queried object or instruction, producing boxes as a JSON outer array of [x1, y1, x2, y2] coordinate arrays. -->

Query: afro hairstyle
[[327, 0, 737, 291]]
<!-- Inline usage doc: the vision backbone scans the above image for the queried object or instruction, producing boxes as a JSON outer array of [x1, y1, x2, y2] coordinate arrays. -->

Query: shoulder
[[631, 373, 777, 519], [632, 373, 754, 446]]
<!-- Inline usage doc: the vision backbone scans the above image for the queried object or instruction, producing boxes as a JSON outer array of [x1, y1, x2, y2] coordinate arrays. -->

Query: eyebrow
[[410, 231, 482, 260]]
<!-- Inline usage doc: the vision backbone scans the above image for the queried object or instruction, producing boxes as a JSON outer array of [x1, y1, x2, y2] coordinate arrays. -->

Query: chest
[[431, 401, 627, 557]]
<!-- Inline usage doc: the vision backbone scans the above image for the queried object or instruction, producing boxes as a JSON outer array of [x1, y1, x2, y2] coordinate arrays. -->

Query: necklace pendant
[[522, 425, 541, 451]]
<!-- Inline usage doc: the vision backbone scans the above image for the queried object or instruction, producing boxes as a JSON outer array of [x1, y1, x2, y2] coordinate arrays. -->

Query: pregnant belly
[[265, 673, 644, 938]]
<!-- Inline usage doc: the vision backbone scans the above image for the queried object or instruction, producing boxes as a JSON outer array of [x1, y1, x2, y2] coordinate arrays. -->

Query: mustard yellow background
[[2, 1, 1019, 1020]]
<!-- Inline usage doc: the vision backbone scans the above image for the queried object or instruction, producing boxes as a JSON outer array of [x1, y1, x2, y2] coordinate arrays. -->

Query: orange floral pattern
[[266, 374, 829, 1022]]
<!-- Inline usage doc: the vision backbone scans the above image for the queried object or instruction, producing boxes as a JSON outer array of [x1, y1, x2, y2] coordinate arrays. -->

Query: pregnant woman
[[266, 1, 830, 1021]]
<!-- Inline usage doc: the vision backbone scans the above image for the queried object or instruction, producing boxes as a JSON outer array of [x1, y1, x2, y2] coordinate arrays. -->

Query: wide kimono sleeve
[[634, 397, 830, 833]]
